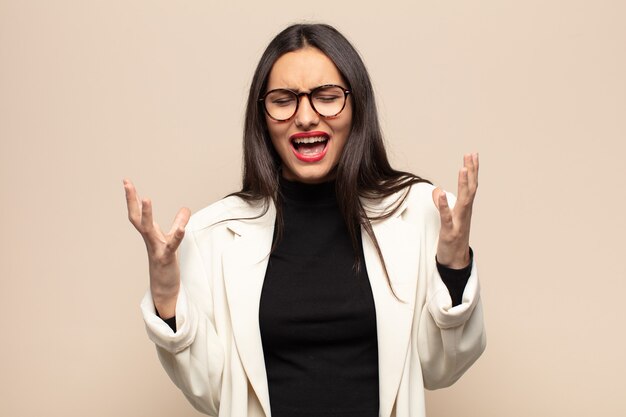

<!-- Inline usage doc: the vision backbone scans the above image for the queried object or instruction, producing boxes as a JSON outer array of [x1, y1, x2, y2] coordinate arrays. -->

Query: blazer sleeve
[[414, 188, 487, 390], [140, 224, 224, 416]]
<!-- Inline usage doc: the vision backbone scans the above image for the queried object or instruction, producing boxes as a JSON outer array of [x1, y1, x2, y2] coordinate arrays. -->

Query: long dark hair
[[232, 23, 430, 297]]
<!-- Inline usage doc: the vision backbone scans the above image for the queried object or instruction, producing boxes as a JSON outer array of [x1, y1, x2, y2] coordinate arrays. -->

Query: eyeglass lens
[[264, 85, 346, 121]]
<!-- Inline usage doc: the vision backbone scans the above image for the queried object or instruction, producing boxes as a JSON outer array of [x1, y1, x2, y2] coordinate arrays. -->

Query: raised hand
[[432, 153, 479, 269], [124, 179, 191, 319]]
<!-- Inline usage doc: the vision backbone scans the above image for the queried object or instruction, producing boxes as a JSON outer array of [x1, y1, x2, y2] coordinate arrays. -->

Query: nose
[[294, 94, 320, 129]]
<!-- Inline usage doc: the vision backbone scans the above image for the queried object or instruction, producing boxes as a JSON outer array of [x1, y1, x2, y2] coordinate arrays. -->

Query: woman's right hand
[[124, 179, 191, 319]]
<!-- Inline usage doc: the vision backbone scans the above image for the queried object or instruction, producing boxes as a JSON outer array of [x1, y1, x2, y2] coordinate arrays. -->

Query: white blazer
[[141, 182, 486, 417]]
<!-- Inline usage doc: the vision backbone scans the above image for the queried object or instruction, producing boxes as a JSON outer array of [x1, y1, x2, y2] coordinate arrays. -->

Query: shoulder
[[403, 181, 437, 206], [186, 195, 269, 233], [397, 182, 441, 224], [362, 181, 439, 219]]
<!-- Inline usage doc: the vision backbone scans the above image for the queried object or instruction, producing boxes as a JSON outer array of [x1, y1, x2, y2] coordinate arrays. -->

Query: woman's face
[[264, 47, 352, 184]]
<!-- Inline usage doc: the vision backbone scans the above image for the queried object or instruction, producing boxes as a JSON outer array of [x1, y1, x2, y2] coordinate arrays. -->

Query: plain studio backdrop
[[1, 1, 624, 416]]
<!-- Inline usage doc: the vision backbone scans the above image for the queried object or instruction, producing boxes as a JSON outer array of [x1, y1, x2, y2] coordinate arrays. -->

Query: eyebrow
[[266, 84, 346, 93]]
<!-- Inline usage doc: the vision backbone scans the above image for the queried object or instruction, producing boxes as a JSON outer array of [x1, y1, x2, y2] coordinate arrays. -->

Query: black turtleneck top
[[259, 178, 379, 417], [158, 179, 472, 416]]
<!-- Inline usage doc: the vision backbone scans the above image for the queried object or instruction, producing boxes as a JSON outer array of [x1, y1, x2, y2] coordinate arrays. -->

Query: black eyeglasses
[[259, 84, 351, 121]]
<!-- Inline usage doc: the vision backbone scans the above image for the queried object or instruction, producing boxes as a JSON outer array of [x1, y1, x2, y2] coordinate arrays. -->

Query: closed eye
[[272, 98, 296, 106], [314, 95, 341, 103]]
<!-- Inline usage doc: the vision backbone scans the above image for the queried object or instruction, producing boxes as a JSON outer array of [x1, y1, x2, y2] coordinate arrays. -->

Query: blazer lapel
[[362, 196, 420, 417], [222, 203, 276, 417]]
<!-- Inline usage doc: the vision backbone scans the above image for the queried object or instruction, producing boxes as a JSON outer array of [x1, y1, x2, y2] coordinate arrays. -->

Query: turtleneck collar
[[279, 175, 337, 205]]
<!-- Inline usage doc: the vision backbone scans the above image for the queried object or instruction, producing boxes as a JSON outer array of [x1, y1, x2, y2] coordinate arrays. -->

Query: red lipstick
[[289, 131, 330, 162]]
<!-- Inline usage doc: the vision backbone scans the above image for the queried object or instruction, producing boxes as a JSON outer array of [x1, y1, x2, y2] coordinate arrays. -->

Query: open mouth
[[290, 134, 330, 162]]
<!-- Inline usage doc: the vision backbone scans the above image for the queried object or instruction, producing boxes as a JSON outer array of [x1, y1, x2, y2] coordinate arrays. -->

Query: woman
[[124, 23, 485, 417]]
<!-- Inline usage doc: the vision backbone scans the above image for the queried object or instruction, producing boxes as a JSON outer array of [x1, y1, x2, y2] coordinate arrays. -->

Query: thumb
[[432, 187, 446, 211], [168, 207, 191, 237]]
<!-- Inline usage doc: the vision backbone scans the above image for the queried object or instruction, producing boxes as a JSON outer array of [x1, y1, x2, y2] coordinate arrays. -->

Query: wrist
[[151, 284, 179, 319], [436, 247, 471, 269]]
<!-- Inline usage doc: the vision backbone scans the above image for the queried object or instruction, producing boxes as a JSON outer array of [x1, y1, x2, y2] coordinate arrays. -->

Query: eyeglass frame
[[259, 84, 351, 122]]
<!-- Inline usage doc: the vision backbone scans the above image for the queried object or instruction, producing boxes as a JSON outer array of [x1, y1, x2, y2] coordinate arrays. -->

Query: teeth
[[292, 136, 328, 144]]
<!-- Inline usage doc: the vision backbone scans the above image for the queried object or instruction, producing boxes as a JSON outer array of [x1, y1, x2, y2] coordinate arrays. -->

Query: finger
[[167, 207, 191, 237], [472, 152, 479, 191], [166, 207, 191, 252], [463, 153, 474, 171], [433, 188, 453, 230], [463, 152, 476, 183], [457, 167, 470, 204], [123, 179, 141, 227], [432, 187, 444, 210], [165, 227, 185, 253], [140, 197, 155, 232], [466, 152, 478, 191], [473, 152, 479, 176], [439, 192, 454, 230]]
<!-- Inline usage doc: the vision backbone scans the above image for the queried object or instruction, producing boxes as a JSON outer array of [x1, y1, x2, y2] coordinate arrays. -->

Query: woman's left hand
[[432, 153, 479, 269]]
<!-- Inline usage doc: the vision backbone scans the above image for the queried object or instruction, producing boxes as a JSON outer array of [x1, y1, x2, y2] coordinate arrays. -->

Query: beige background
[[1, 0, 625, 416]]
